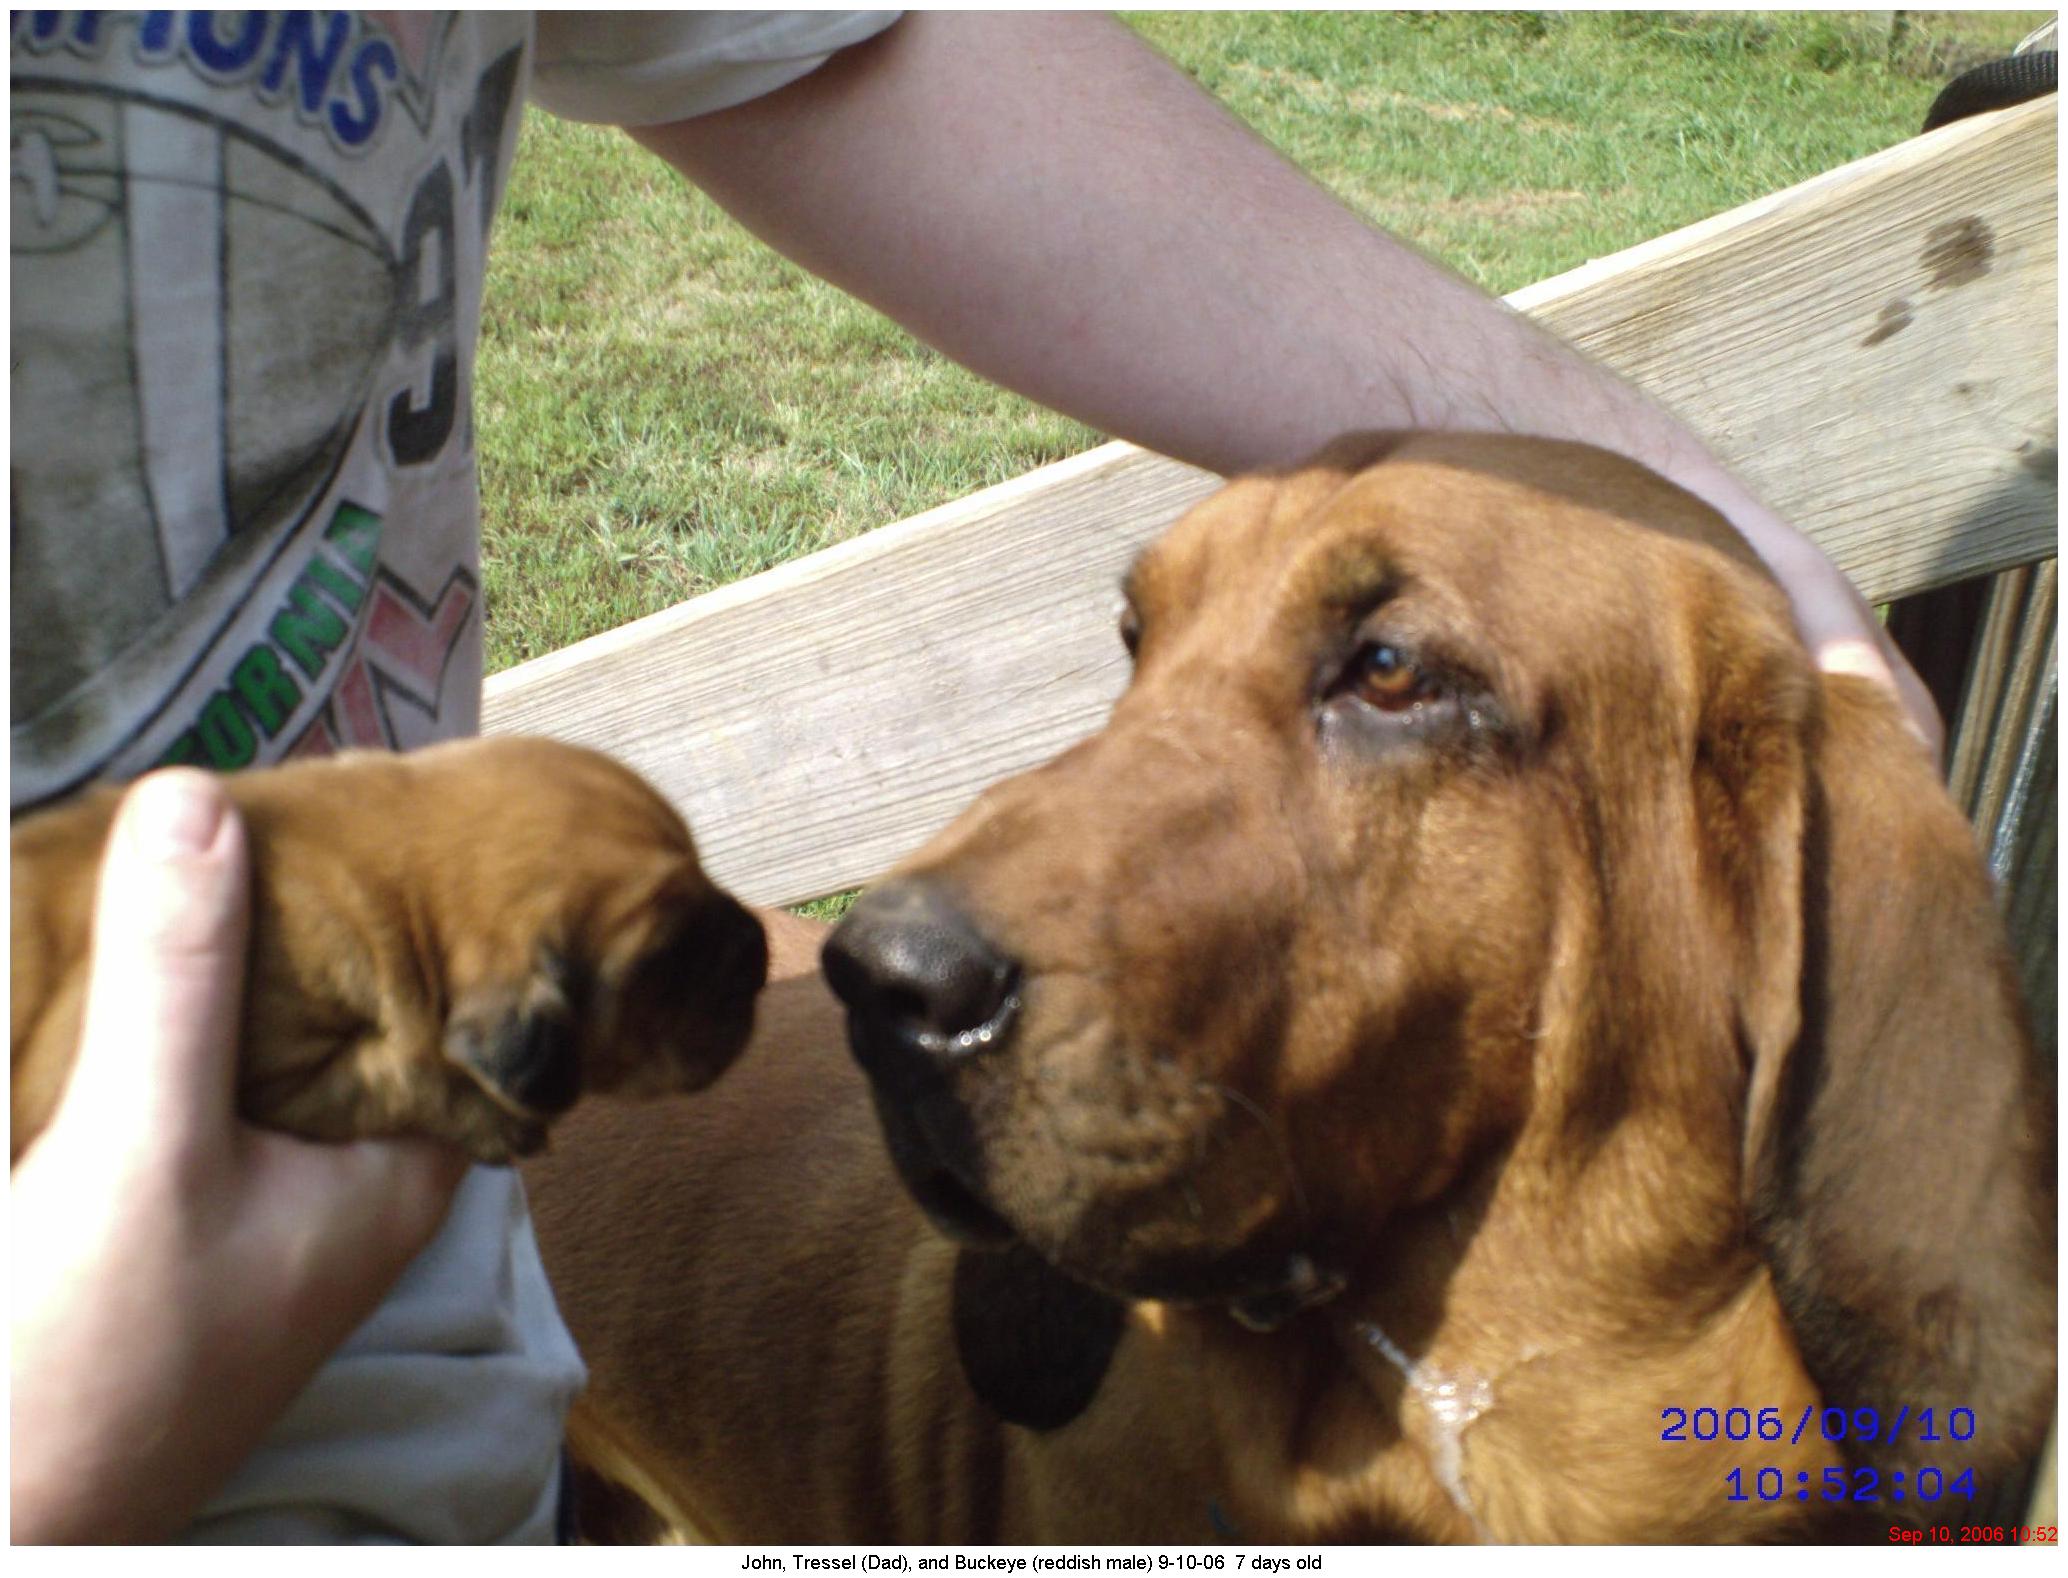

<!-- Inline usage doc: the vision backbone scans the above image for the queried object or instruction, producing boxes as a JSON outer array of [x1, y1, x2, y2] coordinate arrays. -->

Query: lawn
[[476, 9, 2047, 674]]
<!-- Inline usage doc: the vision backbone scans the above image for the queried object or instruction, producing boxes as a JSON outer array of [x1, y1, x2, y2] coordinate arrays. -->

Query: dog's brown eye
[[1355, 643, 1426, 710], [1119, 606, 1142, 658]]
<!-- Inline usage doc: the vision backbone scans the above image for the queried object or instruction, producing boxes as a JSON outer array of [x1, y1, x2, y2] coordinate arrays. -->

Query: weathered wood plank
[[1513, 95, 2056, 602], [1949, 563, 2035, 811], [1976, 561, 2057, 855], [487, 442, 1194, 905], [486, 98, 2057, 906]]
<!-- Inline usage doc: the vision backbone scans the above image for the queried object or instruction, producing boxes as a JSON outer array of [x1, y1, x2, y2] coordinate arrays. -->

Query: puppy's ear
[[444, 946, 583, 1143], [598, 878, 768, 1095], [952, 1243, 1125, 1431], [1738, 672, 2054, 1492]]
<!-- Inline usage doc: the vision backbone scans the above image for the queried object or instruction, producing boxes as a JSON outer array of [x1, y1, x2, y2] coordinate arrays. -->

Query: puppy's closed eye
[[1118, 602, 1143, 660]]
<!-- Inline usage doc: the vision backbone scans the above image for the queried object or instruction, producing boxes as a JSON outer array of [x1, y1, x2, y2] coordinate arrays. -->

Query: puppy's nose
[[824, 881, 1020, 1069], [700, 891, 771, 1002]]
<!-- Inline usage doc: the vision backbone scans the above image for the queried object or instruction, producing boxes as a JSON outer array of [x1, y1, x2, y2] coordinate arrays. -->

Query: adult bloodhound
[[524, 434, 2055, 1543]]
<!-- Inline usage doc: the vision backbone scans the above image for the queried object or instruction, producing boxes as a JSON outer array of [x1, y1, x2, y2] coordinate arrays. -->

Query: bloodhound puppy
[[524, 435, 2054, 1543], [12, 737, 768, 1165]]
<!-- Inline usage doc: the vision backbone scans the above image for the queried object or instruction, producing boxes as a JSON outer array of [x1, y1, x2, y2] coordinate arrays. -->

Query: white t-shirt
[[11, 9, 898, 1543]]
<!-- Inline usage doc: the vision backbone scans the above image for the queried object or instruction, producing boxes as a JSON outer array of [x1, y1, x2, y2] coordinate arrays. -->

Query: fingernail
[[128, 773, 227, 857]]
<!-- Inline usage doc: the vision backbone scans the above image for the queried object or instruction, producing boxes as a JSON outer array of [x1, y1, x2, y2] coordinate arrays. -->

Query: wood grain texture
[[487, 443, 1201, 904], [1949, 563, 2036, 812], [486, 99, 2058, 906], [1513, 94, 2056, 603]]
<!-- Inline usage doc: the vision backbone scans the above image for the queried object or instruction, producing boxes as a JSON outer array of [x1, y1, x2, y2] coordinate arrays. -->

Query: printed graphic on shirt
[[10, 12, 523, 810], [144, 499, 479, 772]]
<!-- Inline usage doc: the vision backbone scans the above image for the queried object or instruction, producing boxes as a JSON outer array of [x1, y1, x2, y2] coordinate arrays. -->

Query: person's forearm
[[638, 13, 1710, 488], [634, 10, 1934, 743]]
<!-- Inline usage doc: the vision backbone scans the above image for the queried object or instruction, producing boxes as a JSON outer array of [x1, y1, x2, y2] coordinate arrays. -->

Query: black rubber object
[[1922, 51, 2056, 132]]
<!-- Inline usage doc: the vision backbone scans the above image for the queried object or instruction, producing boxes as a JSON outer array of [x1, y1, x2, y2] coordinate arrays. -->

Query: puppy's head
[[307, 737, 769, 1158]]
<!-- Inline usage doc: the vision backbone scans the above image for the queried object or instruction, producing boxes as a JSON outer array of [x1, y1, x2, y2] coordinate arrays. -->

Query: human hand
[[1781, 550, 1943, 760], [1711, 489, 1945, 762], [9, 771, 467, 1544]]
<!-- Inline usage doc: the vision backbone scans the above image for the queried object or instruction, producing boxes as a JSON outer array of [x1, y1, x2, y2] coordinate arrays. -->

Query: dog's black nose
[[825, 881, 1020, 1070]]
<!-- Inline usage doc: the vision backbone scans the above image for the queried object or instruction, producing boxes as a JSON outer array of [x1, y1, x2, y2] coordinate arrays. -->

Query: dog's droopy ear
[[1687, 584, 1816, 1146], [952, 1243, 1126, 1431], [1741, 675, 2055, 1493], [445, 947, 584, 1147]]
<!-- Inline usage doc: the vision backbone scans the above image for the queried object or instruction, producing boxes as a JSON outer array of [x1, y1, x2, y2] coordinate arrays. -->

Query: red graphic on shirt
[[287, 566, 476, 760]]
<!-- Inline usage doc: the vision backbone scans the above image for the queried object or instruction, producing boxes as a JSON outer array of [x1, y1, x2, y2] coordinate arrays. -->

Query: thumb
[[64, 771, 252, 1148]]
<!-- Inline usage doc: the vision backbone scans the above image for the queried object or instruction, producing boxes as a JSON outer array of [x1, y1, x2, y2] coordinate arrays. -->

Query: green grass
[[475, 123, 1095, 670], [1125, 9, 2030, 292], [476, 8, 2046, 673]]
